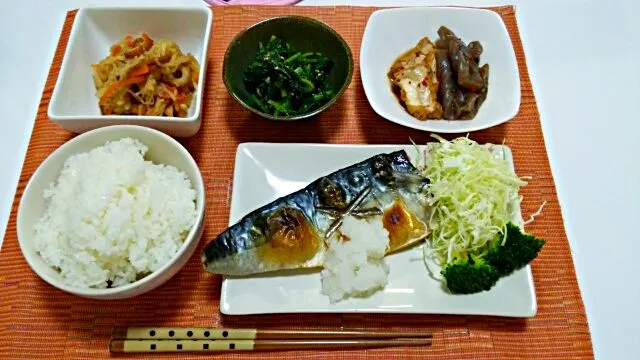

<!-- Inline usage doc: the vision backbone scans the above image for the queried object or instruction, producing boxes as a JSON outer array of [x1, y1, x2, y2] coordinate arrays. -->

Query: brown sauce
[[387, 47, 418, 110], [382, 198, 428, 253], [257, 207, 321, 266]]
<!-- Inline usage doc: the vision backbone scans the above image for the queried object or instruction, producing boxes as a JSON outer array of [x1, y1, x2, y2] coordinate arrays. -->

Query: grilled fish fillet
[[201, 151, 431, 276]]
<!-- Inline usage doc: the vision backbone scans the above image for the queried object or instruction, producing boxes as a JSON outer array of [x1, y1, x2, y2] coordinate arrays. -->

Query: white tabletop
[[1, 0, 638, 358]]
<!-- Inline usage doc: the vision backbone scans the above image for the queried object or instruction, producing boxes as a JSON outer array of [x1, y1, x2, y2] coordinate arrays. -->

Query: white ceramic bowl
[[360, 7, 521, 133], [48, 7, 213, 137], [17, 125, 206, 299]]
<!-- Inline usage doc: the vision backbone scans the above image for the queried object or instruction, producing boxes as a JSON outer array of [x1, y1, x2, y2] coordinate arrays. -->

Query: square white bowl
[[48, 6, 212, 137], [360, 7, 520, 133]]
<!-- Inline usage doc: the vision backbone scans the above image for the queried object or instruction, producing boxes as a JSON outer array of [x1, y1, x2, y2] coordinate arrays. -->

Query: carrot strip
[[192, 71, 198, 85], [99, 76, 146, 106], [124, 35, 134, 47], [129, 63, 150, 77], [174, 93, 187, 105], [141, 32, 154, 50], [111, 45, 122, 56]]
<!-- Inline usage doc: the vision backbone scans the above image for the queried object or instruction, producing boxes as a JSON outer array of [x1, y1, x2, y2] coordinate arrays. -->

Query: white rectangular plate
[[220, 143, 536, 317]]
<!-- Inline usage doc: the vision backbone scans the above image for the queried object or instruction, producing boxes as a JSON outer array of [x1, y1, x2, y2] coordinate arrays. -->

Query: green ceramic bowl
[[222, 16, 354, 121]]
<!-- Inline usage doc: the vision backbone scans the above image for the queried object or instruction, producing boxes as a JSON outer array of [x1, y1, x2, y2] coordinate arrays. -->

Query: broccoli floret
[[441, 255, 500, 294], [485, 222, 545, 276], [441, 222, 545, 294]]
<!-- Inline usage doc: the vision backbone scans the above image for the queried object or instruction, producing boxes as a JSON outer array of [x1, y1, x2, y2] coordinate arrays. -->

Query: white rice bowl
[[321, 215, 390, 303], [32, 138, 197, 289]]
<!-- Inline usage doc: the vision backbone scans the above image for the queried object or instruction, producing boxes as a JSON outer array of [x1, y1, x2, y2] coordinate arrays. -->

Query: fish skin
[[201, 150, 429, 276]]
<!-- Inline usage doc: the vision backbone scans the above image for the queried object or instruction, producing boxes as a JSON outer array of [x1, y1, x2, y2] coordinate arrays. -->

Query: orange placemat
[[0, 6, 594, 359]]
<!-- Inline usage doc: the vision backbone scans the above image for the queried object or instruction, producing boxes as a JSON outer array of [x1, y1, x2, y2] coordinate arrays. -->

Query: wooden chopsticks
[[109, 327, 433, 353]]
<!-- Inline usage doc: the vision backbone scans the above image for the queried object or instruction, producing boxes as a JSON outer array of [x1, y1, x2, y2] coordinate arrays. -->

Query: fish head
[[370, 151, 429, 194]]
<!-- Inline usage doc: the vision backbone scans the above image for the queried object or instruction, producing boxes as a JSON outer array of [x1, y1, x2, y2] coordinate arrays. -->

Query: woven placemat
[[0, 6, 594, 359]]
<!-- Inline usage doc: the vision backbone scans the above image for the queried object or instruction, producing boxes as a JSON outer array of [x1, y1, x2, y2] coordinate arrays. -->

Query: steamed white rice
[[33, 138, 197, 289], [320, 215, 390, 303]]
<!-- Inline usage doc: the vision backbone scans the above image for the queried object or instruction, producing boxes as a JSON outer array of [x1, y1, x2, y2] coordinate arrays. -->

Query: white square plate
[[48, 7, 212, 137], [360, 7, 520, 133], [220, 143, 536, 317]]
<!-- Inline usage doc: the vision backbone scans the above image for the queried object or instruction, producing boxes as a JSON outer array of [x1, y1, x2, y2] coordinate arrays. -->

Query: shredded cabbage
[[417, 135, 527, 265]]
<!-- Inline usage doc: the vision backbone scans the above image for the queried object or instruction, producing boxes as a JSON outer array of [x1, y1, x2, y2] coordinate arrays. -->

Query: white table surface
[[1, 0, 638, 358]]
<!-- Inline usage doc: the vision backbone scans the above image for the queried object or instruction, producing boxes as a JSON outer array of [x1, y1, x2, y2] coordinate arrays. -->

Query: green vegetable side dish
[[485, 223, 545, 276], [442, 223, 545, 294], [244, 35, 335, 117], [441, 254, 500, 295], [416, 135, 546, 294]]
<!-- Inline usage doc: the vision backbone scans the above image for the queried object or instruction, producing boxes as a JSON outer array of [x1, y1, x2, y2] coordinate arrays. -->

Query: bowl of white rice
[[17, 125, 205, 299]]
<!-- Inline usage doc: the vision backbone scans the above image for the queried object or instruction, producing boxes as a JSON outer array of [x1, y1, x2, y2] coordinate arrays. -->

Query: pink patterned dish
[[205, 0, 302, 5]]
